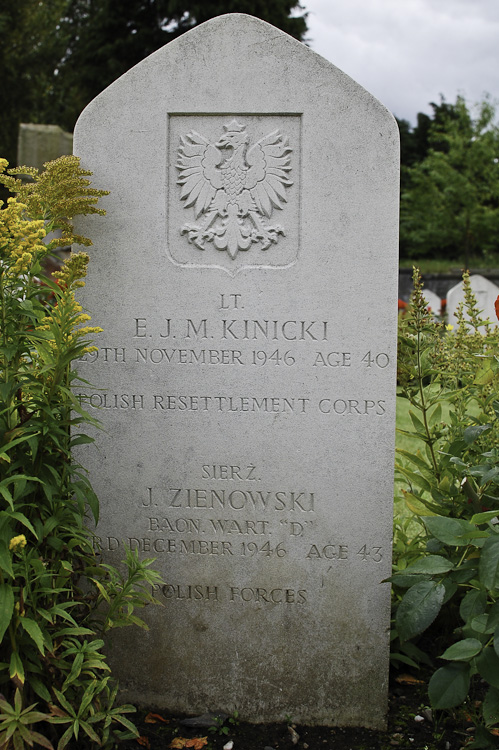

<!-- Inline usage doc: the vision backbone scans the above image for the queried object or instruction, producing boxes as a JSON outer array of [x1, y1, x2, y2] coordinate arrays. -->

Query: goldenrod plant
[[0, 157, 162, 750]]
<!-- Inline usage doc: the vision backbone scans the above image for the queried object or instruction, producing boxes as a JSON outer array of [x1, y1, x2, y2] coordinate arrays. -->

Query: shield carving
[[167, 114, 301, 275]]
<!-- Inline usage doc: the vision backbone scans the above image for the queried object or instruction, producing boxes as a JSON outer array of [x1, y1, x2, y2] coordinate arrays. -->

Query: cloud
[[304, 0, 499, 122]]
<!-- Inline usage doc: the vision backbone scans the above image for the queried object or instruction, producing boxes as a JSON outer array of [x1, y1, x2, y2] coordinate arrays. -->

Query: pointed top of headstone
[[76, 13, 397, 137]]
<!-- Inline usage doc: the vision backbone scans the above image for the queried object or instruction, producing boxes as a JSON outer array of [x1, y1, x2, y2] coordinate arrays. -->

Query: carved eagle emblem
[[176, 120, 293, 259]]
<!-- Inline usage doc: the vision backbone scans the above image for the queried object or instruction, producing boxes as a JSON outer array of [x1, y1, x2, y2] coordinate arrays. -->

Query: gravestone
[[422, 289, 442, 317], [74, 14, 399, 728], [17, 124, 73, 171], [447, 274, 499, 331]]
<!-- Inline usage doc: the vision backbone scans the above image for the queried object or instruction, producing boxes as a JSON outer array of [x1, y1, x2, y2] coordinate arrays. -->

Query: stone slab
[[422, 289, 442, 317], [17, 123, 73, 170], [73, 14, 399, 728]]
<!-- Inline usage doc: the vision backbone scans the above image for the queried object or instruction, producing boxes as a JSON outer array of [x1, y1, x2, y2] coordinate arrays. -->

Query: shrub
[[0, 157, 162, 750], [392, 268, 499, 747]]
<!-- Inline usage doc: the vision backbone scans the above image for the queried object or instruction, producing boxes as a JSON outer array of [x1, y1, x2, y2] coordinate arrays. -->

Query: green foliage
[[0, 0, 308, 171], [392, 268, 499, 746], [55, 0, 307, 131], [0, 0, 68, 170], [400, 96, 499, 264], [208, 711, 240, 736], [0, 156, 162, 749]]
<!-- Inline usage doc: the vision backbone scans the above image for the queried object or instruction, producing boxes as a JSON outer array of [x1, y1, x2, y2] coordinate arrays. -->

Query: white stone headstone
[[17, 123, 73, 170], [422, 289, 442, 317], [447, 274, 499, 331], [74, 14, 399, 728]]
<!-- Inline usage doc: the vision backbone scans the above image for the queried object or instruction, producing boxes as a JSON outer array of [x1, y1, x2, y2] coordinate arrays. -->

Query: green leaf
[[460, 589, 487, 623], [112, 714, 139, 734], [0, 485, 14, 510], [20, 618, 46, 655], [404, 555, 454, 575], [488, 602, 499, 631], [424, 515, 476, 546], [5, 512, 37, 539], [464, 424, 492, 444], [26, 732, 54, 750], [390, 652, 419, 669], [471, 510, 499, 525], [396, 580, 445, 642], [450, 565, 476, 584], [476, 647, 499, 689], [53, 626, 95, 638], [0, 539, 14, 579], [404, 493, 440, 516], [29, 676, 51, 703], [480, 536, 499, 590], [428, 662, 470, 709], [483, 686, 499, 727], [441, 638, 482, 661], [57, 725, 74, 750], [442, 578, 458, 604], [0, 583, 14, 642], [408, 410, 427, 434], [389, 573, 427, 589], [80, 720, 101, 744], [494, 626, 499, 658], [396, 448, 433, 474], [0, 432, 41, 455], [397, 465, 433, 493], [79, 680, 98, 715], [429, 403, 442, 426], [69, 434, 94, 447], [474, 362, 495, 386], [470, 614, 494, 635], [63, 650, 84, 689], [53, 689, 75, 718], [10, 651, 24, 684]]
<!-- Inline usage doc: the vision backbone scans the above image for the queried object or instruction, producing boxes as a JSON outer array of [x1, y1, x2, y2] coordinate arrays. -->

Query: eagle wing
[[176, 131, 224, 218], [245, 130, 293, 218]]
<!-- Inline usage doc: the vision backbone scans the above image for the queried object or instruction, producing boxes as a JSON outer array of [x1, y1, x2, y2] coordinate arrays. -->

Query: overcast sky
[[302, 0, 499, 124]]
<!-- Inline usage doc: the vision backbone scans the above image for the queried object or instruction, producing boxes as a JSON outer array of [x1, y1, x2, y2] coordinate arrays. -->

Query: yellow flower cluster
[[9, 535, 27, 552], [36, 253, 103, 350], [53, 251, 90, 286], [0, 197, 47, 279], [0, 156, 109, 248]]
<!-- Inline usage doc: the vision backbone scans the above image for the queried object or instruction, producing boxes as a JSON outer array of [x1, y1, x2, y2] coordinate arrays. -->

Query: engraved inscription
[[79, 345, 392, 370], [95, 459, 384, 569], [229, 586, 306, 604], [77, 313, 395, 373], [97, 535, 383, 563], [177, 120, 293, 258], [150, 583, 307, 605], [146, 487, 315, 512], [75, 392, 387, 416]]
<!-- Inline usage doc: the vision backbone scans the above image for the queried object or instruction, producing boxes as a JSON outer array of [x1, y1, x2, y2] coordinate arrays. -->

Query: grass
[[399, 254, 499, 274]]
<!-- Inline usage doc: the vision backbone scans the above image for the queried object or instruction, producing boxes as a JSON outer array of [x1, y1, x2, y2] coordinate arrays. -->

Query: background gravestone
[[17, 123, 73, 171], [447, 274, 499, 331], [422, 288, 442, 317], [74, 14, 399, 728]]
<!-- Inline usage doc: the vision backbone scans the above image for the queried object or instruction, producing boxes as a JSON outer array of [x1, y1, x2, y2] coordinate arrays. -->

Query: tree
[[400, 96, 499, 264], [0, 0, 67, 169], [0, 0, 308, 166]]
